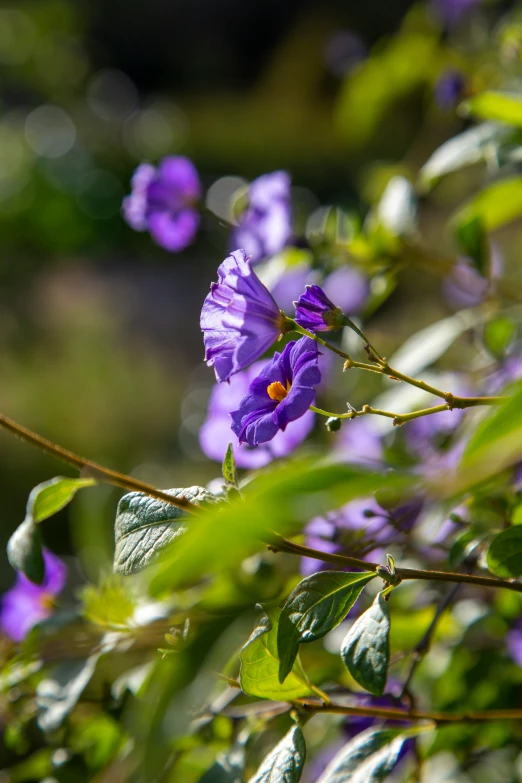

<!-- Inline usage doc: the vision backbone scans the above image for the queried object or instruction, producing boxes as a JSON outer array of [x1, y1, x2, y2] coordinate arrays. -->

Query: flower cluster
[[199, 245, 361, 453]]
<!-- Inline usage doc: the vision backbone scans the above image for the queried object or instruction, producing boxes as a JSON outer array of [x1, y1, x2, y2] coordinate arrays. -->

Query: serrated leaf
[[341, 592, 390, 696], [248, 725, 306, 783], [113, 486, 217, 575], [240, 609, 315, 701], [487, 527, 522, 578], [277, 571, 376, 683], [316, 728, 412, 783], [7, 518, 44, 584], [27, 476, 97, 524], [419, 122, 514, 189], [465, 91, 522, 127], [222, 443, 238, 488]]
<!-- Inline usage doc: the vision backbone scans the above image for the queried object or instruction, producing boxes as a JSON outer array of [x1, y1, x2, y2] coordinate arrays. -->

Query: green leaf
[[316, 727, 416, 783], [419, 122, 515, 189], [341, 592, 390, 696], [483, 317, 516, 359], [7, 518, 44, 584], [456, 380, 522, 491], [452, 176, 522, 235], [464, 92, 522, 128], [487, 527, 522, 578], [448, 530, 483, 570], [240, 609, 315, 701], [454, 214, 489, 276], [149, 460, 413, 595], [113, 486, 217, 575], [222, 443, 238, 488], [26, 476, 97, 524], [277, 571, 376, 683], [248, 725, 306, 783]]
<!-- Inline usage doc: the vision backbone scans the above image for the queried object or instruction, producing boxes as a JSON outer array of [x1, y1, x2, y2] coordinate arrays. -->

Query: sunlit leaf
[[222, 443, 238, 489], [465, 92, 522, 128], [248, 725, 306, 783], [452, 176, 522, 235], [277, 571, 376, 682], [376, 176, 417, 237], [6, 518, 44, 584], [341, 592, 390, 696], [240, 609, 315, 701], [487, 527, 522, 578], [26, 476, 97, 524], [113, 486, 217, 575]]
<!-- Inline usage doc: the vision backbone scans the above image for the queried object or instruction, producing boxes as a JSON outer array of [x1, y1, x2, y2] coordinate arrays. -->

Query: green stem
[[311, 399, 504, 428], [0, 412, 201, 515]]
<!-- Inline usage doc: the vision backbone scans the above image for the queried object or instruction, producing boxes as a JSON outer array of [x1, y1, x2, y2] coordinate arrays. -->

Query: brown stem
[[268, 534, 522, 594], [295, 699, 522, 724], [0, 412, 201, 515]]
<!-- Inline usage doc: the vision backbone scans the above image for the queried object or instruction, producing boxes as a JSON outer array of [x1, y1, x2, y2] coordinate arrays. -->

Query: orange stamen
[[267, 381, 289, 402]]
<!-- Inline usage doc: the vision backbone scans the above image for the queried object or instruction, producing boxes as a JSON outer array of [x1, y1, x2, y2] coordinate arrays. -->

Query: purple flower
[[201, 249, 286, 382], [301, 496, 421, 575], [231, 337, 320, 446], [294, 284, 345, 332], [268, 263, 314, 314], [334, 418, 384, 467], [122, 156, 201, 252], [435, 70, 465, 110], [233, 171, 292, 263], [0, 549, 67, 642], [199, 359, 315, 469]]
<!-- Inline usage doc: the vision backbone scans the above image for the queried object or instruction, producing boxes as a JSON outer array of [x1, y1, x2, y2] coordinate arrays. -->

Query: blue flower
[[122, 156, 201, 252], [201, 249, 286, 382], [231, 336, 320, 446]]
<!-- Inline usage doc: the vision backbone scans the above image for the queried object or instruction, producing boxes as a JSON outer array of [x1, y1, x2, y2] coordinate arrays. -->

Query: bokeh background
[[0, 0, 518, 593]]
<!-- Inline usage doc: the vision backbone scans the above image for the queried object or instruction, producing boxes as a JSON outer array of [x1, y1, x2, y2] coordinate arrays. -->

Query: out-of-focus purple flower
[[322, 266, 369, 316], [431, 0, 481, 26], [507, 619, 522, 667], [0, 549, 67, 642], [333, 417, 384, 467], [233, 171, 292, 264], [199, 359, 315, 469], [201, 249, 286, 382], [323, 30, 367, 77], [231, 337, 320, 446], [435, 70, 465, 110], [122, 156, 201, 252], [294, 284, 345, 332], [443, 248, 502, 310], [301, 496, 422, 575]]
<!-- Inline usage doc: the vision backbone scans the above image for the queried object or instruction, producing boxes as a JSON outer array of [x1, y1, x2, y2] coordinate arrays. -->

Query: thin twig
[[294, 699, 522, 724], [0, 412, 201, 514], [268, 534, 522, 594]]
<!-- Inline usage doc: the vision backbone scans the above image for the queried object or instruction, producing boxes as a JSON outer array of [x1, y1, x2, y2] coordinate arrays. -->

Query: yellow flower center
[[267, 381, 289, 402], [39, 593, 55, 611]]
